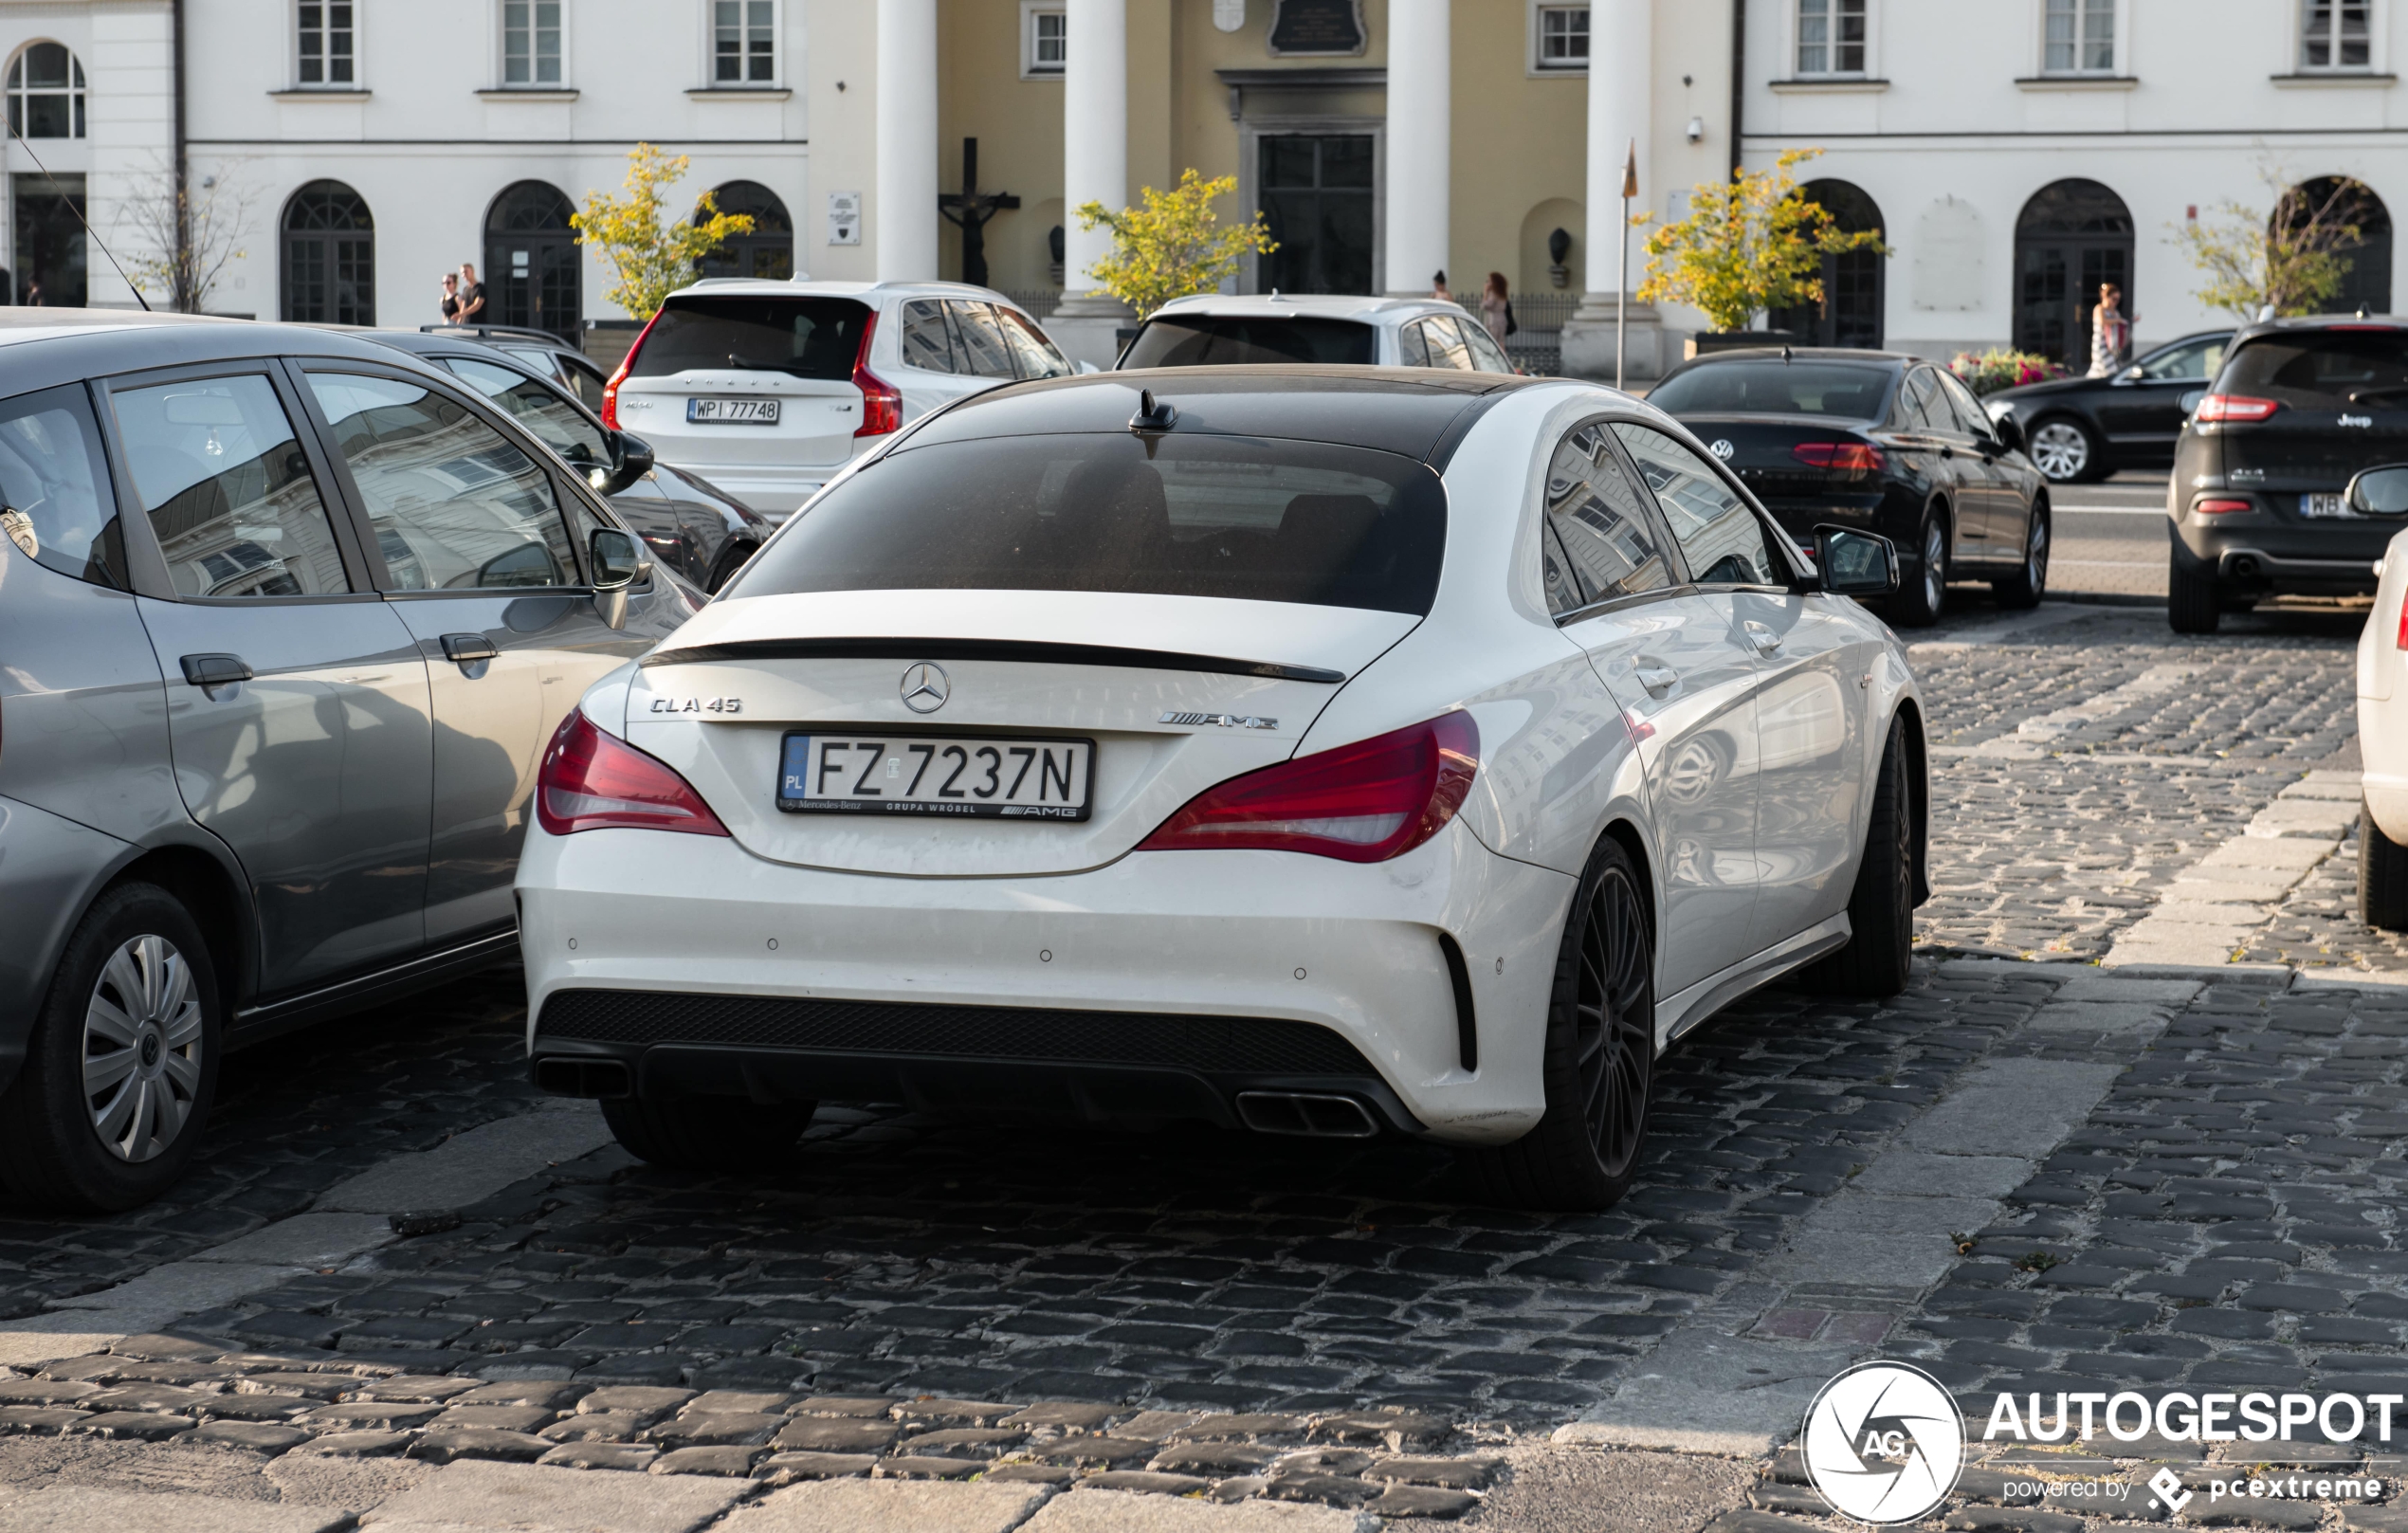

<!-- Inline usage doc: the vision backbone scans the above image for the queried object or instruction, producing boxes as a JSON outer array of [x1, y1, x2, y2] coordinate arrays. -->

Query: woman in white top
[[2089, 282, 2131, 378]]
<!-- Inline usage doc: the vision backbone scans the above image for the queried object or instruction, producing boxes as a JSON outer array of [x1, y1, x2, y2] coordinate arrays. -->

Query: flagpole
[[1616, 138, 1636, 391]]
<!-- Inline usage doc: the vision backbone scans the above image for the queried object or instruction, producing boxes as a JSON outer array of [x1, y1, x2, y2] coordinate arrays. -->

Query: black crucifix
[[938, 137, 1018, 288]]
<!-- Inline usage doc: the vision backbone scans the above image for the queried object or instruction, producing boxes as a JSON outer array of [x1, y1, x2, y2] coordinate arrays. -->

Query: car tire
[[1800, 718, 1916, 999], [1889, 509, 1949, 627], [1475, 837, 1653, 1213], [705, 541, 757, 594], [2169, 556, 2220, 634], [1991, 502, 2051, 610], [2362, 802, 2408, 931], [2028, 416, 2103, 484], [601, 1091, 816, 1173], [0, 883, 222, 1212]]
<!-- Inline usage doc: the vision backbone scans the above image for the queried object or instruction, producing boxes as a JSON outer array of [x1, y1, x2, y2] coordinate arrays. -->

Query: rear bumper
[[514, 820, 1575, 1145], [2172, 513, 2387, 595]]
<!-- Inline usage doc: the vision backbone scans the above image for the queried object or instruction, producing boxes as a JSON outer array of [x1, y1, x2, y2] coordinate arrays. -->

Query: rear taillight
[[2192, 498, 2253, 515], [1139, 713, 1478, 864], [2195, 393, 2280, 423], [852, 311, 901, 437], [2396, 589, 2408, 650], [600, 310, 661, 431], [1792, 442, 1887, 472], [536, 712, 728, 837]]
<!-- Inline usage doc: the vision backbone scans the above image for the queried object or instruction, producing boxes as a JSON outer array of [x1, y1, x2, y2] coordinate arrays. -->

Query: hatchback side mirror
[[589, 429, 655, 498], [1993, 413, 2025, 454], [589, 526, 652, 629], [2347, 463, 2408, 515], [1815, 524, 1899, 597]]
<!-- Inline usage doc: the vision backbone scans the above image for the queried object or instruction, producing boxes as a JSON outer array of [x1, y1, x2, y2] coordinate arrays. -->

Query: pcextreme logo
[[1801, 1361, 1966, 1524]]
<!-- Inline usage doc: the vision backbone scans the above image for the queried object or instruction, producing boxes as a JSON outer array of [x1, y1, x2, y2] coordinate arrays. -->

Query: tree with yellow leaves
[[1637, 149, 1887, 334], [572, 144, 754, 320], [1075, 169, 1276, 319]]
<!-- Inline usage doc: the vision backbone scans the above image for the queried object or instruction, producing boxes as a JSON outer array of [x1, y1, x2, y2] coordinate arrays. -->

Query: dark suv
[[2171, 317, 2408, 632]]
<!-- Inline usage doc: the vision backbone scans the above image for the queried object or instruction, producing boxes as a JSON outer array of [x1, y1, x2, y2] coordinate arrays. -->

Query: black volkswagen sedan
[[2168, 316, 2408, 633], [1648, 348, 2049, 624], [1985, 329, 2233, 484]]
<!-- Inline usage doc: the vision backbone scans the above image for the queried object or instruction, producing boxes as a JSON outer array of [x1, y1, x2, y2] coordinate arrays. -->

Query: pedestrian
[[1480, 271, 1517, 349], [456, 263, 486, 326], [1431, 270, 1452, 302], [438, 271, 460, 323], [2088, 281, 2131, 377]]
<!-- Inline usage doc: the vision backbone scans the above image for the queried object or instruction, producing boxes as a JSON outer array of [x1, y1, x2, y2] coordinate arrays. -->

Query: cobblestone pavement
[[5, 598, 2407, 1530]]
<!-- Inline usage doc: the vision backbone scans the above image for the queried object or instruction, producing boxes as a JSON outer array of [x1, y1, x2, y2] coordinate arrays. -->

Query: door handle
[[441, 633, 500, 666], [178, 653, 252, 687], [1634, 666, 1678, 695]]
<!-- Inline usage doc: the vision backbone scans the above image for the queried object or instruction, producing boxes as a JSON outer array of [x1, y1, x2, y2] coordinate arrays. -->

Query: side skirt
[[1651, 913, 1852, 1050], [228, 929, 520, 1049]]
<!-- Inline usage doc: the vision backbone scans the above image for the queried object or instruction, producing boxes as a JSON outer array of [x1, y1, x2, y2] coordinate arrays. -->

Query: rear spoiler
[[640, 636, 1347, 684]]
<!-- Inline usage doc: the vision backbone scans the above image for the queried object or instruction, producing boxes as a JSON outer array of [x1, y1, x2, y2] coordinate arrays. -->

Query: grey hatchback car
[[0, 310, 696, 1210]]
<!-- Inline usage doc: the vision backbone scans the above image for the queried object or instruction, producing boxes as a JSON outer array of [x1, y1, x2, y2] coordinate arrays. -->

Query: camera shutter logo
[[1801, 1361, 1965, 1524]]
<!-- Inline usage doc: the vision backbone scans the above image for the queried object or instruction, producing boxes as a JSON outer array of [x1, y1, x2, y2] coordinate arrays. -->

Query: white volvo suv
[[602, 279, 1077, 519], [517, 369, 1925, 1210]]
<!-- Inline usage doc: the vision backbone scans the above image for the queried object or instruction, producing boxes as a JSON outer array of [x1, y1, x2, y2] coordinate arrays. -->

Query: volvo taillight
[[2395, 587, 2408, 651], [600, 310, 665, 430], [1139, 713, 1479, 864], [2195, 394, 2281, 424], [536, 712, 728, 837], [852, 311, 901, 437]]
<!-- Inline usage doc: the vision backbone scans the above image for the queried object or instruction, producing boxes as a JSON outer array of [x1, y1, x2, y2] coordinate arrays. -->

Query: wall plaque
[[1268, 0, 1366, 57]]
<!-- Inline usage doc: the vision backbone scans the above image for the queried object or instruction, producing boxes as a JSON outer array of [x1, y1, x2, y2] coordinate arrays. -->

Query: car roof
[[2231, 313, 2408, 346], [0, 311, 471, 399], [0, 307, 237, 349], [902, 366, 1534, 461], [1669, 346, 1920, 369], [666, 277, 1033, 310], [1145, 293, 1466, 323]]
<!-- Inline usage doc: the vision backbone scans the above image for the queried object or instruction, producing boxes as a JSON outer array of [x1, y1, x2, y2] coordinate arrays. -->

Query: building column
[[1560, 0, 1665, 383], [1383, 0, 1450, 298], [874, 0, 937, 282], [1047, 0, 1132, 364]]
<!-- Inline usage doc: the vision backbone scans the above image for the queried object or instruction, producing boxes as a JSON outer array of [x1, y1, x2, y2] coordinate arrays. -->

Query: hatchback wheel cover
[[1575, 867, 1651, 1177], [82, 935, 204, 1163], [2031, 422, 2088, 481]]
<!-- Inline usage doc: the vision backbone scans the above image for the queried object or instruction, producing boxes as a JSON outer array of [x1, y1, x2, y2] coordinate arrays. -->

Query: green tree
[[1635, 148, 1888, 334], [2172, 171, 2367, 320], [1074, 169, 1277, 319], [572, 143, 754, 320]]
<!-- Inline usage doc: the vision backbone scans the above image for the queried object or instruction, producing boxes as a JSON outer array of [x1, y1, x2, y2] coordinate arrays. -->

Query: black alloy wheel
[[1803, 717, 1917, 997], [1478, 837, 1654, 1211], [1993, 502, 2050, 609], [1889, 510, 1948, 627]]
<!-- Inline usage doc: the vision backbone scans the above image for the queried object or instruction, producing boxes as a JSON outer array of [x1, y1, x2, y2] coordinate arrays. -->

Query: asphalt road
[[2043, 470, 2169, 599]]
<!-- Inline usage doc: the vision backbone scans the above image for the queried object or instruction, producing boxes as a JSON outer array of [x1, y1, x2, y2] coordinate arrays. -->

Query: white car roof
[[667, 277, 1037, 314], [1145, 293, 1470, 323]]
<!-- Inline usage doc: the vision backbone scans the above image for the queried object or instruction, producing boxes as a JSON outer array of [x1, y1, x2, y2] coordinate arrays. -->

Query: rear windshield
[[630, 297, 871, 379], [1122, 317, 1377, 369], [732, 432, 1445, 614], [2221, 330, 2408, 409], [1647, 361, 1893, 419]]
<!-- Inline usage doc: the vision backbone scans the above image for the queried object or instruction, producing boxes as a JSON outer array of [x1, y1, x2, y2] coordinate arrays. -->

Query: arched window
[[697, 181, 794, 281], [282, 181, 374, 325], [6, 42, 86, 139], [1769, 179, 1886, 348], [2289, 176, 2392, 315], [2014, 178, 2133, 365], [483, 182, 580, 342]]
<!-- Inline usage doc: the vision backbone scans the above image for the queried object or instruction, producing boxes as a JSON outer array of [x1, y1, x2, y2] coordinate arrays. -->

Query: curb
[[2043, 590, 2168, 609]]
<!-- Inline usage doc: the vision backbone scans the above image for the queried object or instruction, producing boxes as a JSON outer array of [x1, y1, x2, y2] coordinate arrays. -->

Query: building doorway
[[282, 180, 374, 325], [2014, 178, 2132, 367], [11, 173, 84, 306], [697, 181, 793, 280], [1257, 135, 1374, 295], [483, 181, 580, 342], [2291, 176, 2391, 315], [1768, 179, 1885, 348]]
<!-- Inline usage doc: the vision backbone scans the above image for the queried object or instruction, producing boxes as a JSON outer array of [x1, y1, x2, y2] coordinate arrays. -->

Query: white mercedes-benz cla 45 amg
[[516, 368, 1928, 1210]]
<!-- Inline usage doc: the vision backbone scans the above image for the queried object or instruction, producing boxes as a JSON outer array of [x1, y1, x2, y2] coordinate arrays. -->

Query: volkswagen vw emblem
[[1709, 438, 1737, 460], [899, 662, 950, 713]]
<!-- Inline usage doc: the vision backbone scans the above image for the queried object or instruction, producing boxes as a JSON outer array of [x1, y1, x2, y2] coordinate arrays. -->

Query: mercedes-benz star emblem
[[1709, 439, 1737, 459], [900, 662, 950, 713]]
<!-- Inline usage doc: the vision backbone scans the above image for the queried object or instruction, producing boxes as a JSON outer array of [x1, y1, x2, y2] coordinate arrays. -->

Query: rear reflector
[[2195, 394, 2281, 424], [2192, 498, 2253, 516], [536, 711, 729, 837], [1791, 441, 1887, 472], [1140, 712, 1479, 864]]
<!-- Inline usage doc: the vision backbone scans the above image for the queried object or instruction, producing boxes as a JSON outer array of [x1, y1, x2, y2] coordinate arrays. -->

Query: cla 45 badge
[[649, 697, 744, 715]]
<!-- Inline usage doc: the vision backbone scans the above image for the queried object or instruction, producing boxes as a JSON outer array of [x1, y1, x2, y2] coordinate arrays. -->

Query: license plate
[[687, 396, 780, 425], [777, 733, 1093, 819], [2300, 492, 2355, 518]]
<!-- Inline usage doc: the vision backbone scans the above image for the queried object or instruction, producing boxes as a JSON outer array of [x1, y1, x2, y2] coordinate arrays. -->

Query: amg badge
[[649, 697, 743, 715], [1160, 711, 1278, 730]]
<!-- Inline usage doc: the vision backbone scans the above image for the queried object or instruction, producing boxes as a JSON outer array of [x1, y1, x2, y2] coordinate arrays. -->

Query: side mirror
[[589, 430, 655, 498], [2115, 363, 2144, 384], [2347, 464, 2408, 515], [1992, 413, 2025, 454], [589, 526, 651, 630], [1815, 524, 1899, 597], [2179, 389, 2207, 416], [1076, 360, 1103, 375]]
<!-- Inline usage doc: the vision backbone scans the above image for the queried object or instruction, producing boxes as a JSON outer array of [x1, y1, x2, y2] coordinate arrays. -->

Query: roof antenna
[[2360, 302, 2373, 319], [7, 119, 150, 312], [1129, 388, 1177, 431]]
